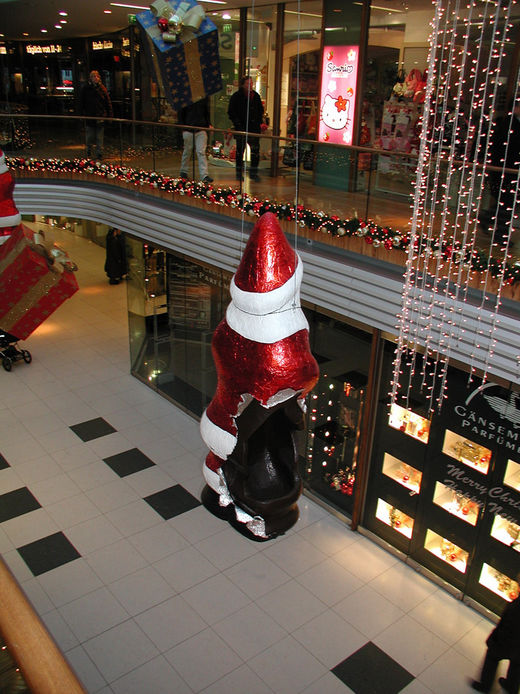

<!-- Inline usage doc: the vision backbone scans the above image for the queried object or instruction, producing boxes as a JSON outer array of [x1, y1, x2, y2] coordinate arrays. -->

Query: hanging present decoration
[[0, 225, 78, 340], [137, 0, 222, 111]]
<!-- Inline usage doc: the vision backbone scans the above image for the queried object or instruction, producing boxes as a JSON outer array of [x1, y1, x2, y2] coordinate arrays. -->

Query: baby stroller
[[0, 330, 31, 371]]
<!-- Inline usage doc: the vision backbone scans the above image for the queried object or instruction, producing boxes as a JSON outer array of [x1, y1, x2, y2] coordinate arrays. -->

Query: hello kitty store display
[[377, 101, 420, 154]]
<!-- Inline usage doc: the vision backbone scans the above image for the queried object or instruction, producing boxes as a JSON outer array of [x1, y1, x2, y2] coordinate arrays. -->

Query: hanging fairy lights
[[390, 0, 520, 416]]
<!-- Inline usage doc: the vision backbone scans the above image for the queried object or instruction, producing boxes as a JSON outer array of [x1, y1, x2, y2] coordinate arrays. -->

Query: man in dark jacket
[[80, 70, 113, 159], [178, 97, 213, 183], [471, 586, 520, 693], [227, 76, 264, 182]]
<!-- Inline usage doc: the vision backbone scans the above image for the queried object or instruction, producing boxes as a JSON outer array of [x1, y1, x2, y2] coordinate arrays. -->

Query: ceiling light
[[104, 9, 112, 13], [199, 1, 227, 4], [285, 10, 322, 17], [55, 24, 63, 29], [59, 11, 68, 16], [222, 12, 231, 18], [23, 32, 28, 36], [60, 20, 67, 24], [41, 28, 48, 33], [110, 2, 149, 8]]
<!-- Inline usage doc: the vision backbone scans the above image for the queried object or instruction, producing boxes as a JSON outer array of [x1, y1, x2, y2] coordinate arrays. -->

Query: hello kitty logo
[[321, 94, 349, 130]]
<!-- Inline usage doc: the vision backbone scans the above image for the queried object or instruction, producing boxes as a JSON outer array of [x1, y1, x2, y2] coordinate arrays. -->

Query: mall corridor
[[0, 224, 507, 694]]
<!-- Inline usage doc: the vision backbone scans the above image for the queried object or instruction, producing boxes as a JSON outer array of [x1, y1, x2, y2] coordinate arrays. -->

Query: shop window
[[382, 453, 421, 494], [479, 564, 519, 603], [490, 516, 520, 553], [432, 481, 479, 526], [375, 499, 414, 538], [442, 430, 491, 474], [504, 459, 520, 491], [424, 529, 469, 573], [388, 403, 430, 443]]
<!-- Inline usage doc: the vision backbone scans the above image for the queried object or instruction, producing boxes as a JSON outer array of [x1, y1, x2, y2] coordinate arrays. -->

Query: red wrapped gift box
[[0, 225, 79, 340]]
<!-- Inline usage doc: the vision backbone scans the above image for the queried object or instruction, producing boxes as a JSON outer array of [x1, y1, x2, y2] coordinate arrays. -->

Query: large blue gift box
[[137, 0, 222, 111]]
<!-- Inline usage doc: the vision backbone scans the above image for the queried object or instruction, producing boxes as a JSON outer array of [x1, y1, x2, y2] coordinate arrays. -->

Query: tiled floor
[[0, 224, 508, 693]]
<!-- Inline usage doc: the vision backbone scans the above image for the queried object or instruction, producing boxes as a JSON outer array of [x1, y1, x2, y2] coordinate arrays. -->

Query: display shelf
[[424, 529, 468, 573], [432, 481, 479, 526], [375, 498, 414, 538], [479, 563, 519, 602], [504, 459, 520, 491], [382, 453, 422, 494], [442, 430, 491, 474], [490, 515, 520, 552], [388, 403, 430, 443]]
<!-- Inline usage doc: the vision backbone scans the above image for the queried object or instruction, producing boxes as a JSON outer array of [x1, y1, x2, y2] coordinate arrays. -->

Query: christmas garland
[[8, 156, 520, 286]]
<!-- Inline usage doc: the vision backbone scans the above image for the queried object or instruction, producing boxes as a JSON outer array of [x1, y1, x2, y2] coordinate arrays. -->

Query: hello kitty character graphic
[[321, 94, 350, 131]]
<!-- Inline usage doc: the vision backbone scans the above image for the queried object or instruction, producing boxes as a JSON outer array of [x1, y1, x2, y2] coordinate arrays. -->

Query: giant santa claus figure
[[0, 149, 21, 245], [200, 212, 319, 540]]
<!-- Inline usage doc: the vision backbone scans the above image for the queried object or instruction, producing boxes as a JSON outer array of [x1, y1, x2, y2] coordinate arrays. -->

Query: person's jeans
[[181, 130, 208, 179], [85, 121, 105, 158], [478, 645, 520, 693], [235, 133, 260, 174]]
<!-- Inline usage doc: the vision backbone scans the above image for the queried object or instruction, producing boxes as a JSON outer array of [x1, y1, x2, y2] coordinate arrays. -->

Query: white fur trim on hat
[[0, 211, 21, 227], [0, 152, 7, 174], [230, 256, 303, 315], [226, 301, 308, 343], [200, 409, 237, 460]]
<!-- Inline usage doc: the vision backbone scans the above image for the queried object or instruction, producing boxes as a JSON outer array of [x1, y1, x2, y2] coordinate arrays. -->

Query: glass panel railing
[[2, 113, 519, 297]]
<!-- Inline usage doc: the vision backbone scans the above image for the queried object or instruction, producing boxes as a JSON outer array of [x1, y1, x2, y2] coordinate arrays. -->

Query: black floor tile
[[70, 417, 116, 442], [103, 448, 155, 477], [17, 532, 81, 577], [331, 642, 414, 694], [0, 487, 41, 523], [144, 485, 201, 520], [0, 454, 9, 470]]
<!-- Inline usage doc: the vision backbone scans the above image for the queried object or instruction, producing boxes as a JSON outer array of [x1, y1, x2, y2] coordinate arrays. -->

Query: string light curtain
[[390, 0, 520, 415]]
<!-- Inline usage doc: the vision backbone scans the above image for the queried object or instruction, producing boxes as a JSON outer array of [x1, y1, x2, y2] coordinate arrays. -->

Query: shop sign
[[453, 382, 520, 451], [92, 40, 114, 51], [318, 45, 359, 146], [441, 382, 520, 525], [26, 44, 62, 55]]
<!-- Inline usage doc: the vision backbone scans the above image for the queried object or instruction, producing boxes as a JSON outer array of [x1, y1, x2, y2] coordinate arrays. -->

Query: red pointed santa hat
[[0, 149, 22, 233], [226, 212, 306, 344]]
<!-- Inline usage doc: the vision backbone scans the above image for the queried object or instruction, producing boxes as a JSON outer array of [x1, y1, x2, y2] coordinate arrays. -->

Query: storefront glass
[[301, 310, 372, 517], [364, 342, 520, 615], [127, 240, 231, 417]]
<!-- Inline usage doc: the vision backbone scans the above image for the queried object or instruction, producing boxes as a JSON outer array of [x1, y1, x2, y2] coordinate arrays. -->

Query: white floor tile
[[224, 552, 291, 600], [334, 584, 407, 639], [373, 614, 450, 676], [296, 557, 363, 606], [83, 619, 159, 683], [248, 634, 327, 694], [165, 627, 243, 692], [195, 525, 260, 571], [256, 579, 328, 632], [213, 602, 287, 660], [134, 594, 207, 651], [262, 533, 328, 577], [182, 572, 251, 625], [408, 589, 483, 644], [64, 645, 107, 694], [369, 561, 439, 612], [153, 545, 219, 592], [128, 522, 188, 563], [64, 515, 123, 555], [86, 538, 149, 584], [108, 566, 175, 616], [38, 558, 104, 608], [110, 655, 192, 694], [200, 664, 275, 694], [293, 609, 367, 669]]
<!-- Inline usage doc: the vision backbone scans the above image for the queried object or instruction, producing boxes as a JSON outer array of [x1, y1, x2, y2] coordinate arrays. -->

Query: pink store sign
[[318, 45, 359, 146]]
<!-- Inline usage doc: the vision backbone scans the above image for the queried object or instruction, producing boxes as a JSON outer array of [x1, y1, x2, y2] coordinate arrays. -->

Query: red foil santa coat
[[200, 212, 319, 537], [0, 150, 21, 245]]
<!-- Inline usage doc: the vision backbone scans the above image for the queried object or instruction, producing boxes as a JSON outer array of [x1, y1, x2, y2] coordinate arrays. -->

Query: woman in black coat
[[104, 228, 126, 284]]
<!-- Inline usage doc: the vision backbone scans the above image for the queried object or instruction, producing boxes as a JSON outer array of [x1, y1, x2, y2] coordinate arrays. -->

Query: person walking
[[80, 70, 113, 160], [178, 97, 213, 183], [104, 228, 126, 285], [227, 76, 264, 182], [471, 585, 520, 694]]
